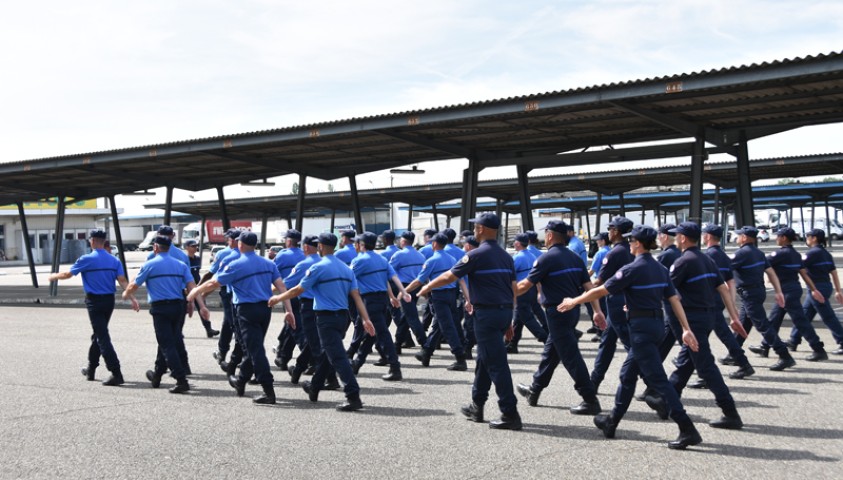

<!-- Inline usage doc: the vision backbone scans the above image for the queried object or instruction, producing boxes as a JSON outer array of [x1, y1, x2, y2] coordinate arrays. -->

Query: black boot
[[228, 375, 246, 397], [169, 378, 190, 394], [382, 364, 403, 382], [461, 402, 484, 422], [489, 410, 523, 430], [351, 359, 362, 375], [145, 370, 163, 388], [447, 355, 468, 371], [644, 393, 669, 420], [414, 350, 432, 367], [301, 380, 319, 402], [225, 359, 238, 377], [594, 413, 618, 438], [770, 351, 796, 371], [289, 366, 302, 385], [102, 370, 124, 386], [668, 420, 702, 450], [571, 398, 601, 416], [253, 382, 276, 404], [709, 409, 743, 430], [337, 395, 364, 412], [516, 383, 540, 407], [81, 365, 96, 381]]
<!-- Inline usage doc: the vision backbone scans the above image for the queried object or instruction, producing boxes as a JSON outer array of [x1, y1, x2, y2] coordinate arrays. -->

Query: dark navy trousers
[[766, 281, 824, 350], [791, 282, 843, 347], [422, 289, 464, 357], [85, 294, 121, 372], [530, 306, 597, 402], [591, 294, 630, 388], [395, 285, 426, 346], [234, 302, 274, 386], [472, 306, 517, 415], [312, 311, 359, 398], [276, 298, 305, 360], [217, 289, 243, 365], [356, 291, 400, 367], [150, 301, 187, 380], [510, 287, 548, 346], [735, 286, 788, 355]]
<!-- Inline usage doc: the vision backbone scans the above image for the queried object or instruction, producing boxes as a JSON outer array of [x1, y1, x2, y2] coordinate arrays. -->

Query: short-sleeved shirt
[[335, 243, 358, 266], [803, 245, 837, 285], [767, 245, 803, 286], [513, 250, 534, 282], [381, 244, 400, 261], [730, 243, 770, 288], [416, 250, 458, 291], [284, 253, 321, 300], [390, 246, 425, 284], [527, 245, 544, 261], [603, 253, 675, 310], [590, 246, 610, 277], [351, 251, 397, 295], [147, 246, 190, 266], [705, 244, 733, 309], [568, 235, 587, 266], [669, 246, 725, 309], [419, 242, 434, 260], [658, 245, 681, 269], [300, 255, 358, 311], [70, 249, 125, 295], [450, 240, 515, 305], [215, 251, 281, 304], [209, 246, 236, 274], [444, 243, 464, 263], [598, 241, 635, 299], [526, 244, 590, 305], [274, 246, 305, 278], [134, 252, 193, 303]]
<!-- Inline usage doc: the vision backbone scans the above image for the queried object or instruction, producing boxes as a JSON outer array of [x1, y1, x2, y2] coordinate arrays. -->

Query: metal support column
[[349, 175, 363, 233], [49, 197, 66, 297], [800, 206, 806, 237], [619, 192, 626, 217], [811, 201, 816, 226], [595, 193, 603, 233], [504, 212, 510, 245], [163, 186, 174, 226], [259, 214, 268, 256], [463, 157, 482, 231], [295, 173, 306, 232], [688, 133, 706, 225], [16, 202, 38, 288], [516, 165, 534, 232], [198, 215, 206, 265], [825, 200, 833, 248], [407, 205, 413, 231], [285, 212, 293, 229], [584, 211, 592, 241], [713, 186, 721, 225], [431, 203, 440, 231], [735, 131, 755, 227], [108, 195, 128, 279], [495, 199, 504, 242], [330, 209, 336, 231], [216, 186, 230, 231], [446, 216, 452, 228]]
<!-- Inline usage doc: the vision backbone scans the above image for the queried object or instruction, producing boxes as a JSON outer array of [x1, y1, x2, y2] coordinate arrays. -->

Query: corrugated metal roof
[[2, 51, 843, 205]]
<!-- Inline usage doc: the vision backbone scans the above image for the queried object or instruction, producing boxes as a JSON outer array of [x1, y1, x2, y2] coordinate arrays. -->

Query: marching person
[[269, 233, 375, 412], [273, 229, 306, 371], [389, 231, 428, 351], [183, 239, 219, 338], [49, 229, 138, 386], [124, 235, 208, 394], [420, 213, 522, 431], [559, 225, 703, 450], [202, 229, 243, 373], [506, 232, 548, 354]]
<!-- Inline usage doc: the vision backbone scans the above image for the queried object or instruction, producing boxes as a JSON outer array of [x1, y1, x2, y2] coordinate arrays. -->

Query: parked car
[[728, 227, 770, 243], [110, 245, 119, 256], [268, 245, 284, 259]]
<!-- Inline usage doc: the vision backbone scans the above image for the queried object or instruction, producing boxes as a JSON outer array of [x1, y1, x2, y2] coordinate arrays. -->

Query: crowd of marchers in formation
[[50, 212, 843, 450]]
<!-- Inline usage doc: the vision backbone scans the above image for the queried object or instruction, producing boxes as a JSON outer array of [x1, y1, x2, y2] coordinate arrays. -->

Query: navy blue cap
[[775, 227, 797, 241], [157, 225, 174, 236], [432, 233, 449, 246], [284, 229, 302, 240], [542, 220, 569, 234], [624, 225, 658, 244], [514, 232, 530, 245], [423, 228, 438, 237], [806, 228, 826, 242], [702, 224, 724, 238], [607, 216, 634, 234], [341, 230, 356, 239], [319, 232, 339, 247], [183, 239, 198, 247], [526, 230, 539, 243], [303, 235, 319, 248], [460, 230, 472, 238], [736, 226, 759, 238], [400, 231, 415, 242], [239, 231, 258, 246], [355, 231, 378, 248], [669, 222, 700, 240], [442, 228, 457, 241], [88, 229, 107, 239], [154, 235, 172, 247], [381, 230, 396, 241], [465, 236, 480, 248], [468, 212, 501, 230], [224, 229, 242, 240], [592, 232, 609, 242], [659, 223, 677, 236]]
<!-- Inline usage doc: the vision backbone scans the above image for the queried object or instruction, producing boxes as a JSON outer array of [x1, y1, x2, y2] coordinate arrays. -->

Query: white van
[[791, 218, 843, 240]]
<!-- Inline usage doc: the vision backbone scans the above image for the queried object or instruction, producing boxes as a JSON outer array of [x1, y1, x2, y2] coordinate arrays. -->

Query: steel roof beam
[[607, 101, 729, 147], [203, 150, 327, 178]]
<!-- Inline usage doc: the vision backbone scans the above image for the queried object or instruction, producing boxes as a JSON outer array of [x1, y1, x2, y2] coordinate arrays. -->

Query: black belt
[[361, 291, 388, 297], [315, 309, 349, 315], [737, 284, 762, 290], [301, 297, 314, 304], [541, 303, 560, 308], [150, 299, 184, 306], [473, 304, 513, 310], [627, 308, 663, 319], [683, 306, 714, 312], [85, 293, 114, 299]]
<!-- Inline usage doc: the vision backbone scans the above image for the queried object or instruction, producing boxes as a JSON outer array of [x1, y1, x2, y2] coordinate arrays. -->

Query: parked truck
[[182, 219, 289, 245]]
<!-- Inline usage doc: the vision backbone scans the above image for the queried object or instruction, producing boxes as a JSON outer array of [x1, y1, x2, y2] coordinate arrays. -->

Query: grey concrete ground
[[1, 246, 842, 478]]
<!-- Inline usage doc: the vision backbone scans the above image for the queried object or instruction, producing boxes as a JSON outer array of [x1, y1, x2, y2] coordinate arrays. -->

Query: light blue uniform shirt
[[381, 244, 400, 261], [300, 255, 358, 311], [209, 246, 236, 274], [567, 235, 587, 266], [215, 251, 281, 304], [527, 245, 543, 260], [590, 245, 611, 278], [70, 249, 124, 294], [335, 243, 358, 265], [444, 243, 464, 263], [134, 252, 193, 303], [513, 250, 534, 282], [284, 253, 321, 300], [351, 251, 397, 294], [390, 246, 425, 284], [274, 247, 305, 278], [147, 245, 190, 266], [416, 250, 458, 291], [419, 242, 434, 259]]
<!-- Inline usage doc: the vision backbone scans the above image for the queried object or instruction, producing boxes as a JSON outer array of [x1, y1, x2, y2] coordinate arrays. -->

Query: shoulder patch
[[614, 271, 623, 279], [802, 254, 808, 261], [533, 259, 538, 267], [669, 265, 675, 273], [460, 255, 469, 264], [421, 263, 427, 271], [729, 254, 736, 260], [602, 258, 609, 265], [305, 269, 311, 277], [770, 252, 777, 257]]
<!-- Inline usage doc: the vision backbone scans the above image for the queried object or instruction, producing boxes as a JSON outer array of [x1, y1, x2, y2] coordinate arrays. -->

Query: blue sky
[[2, 1, 842, 208]]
